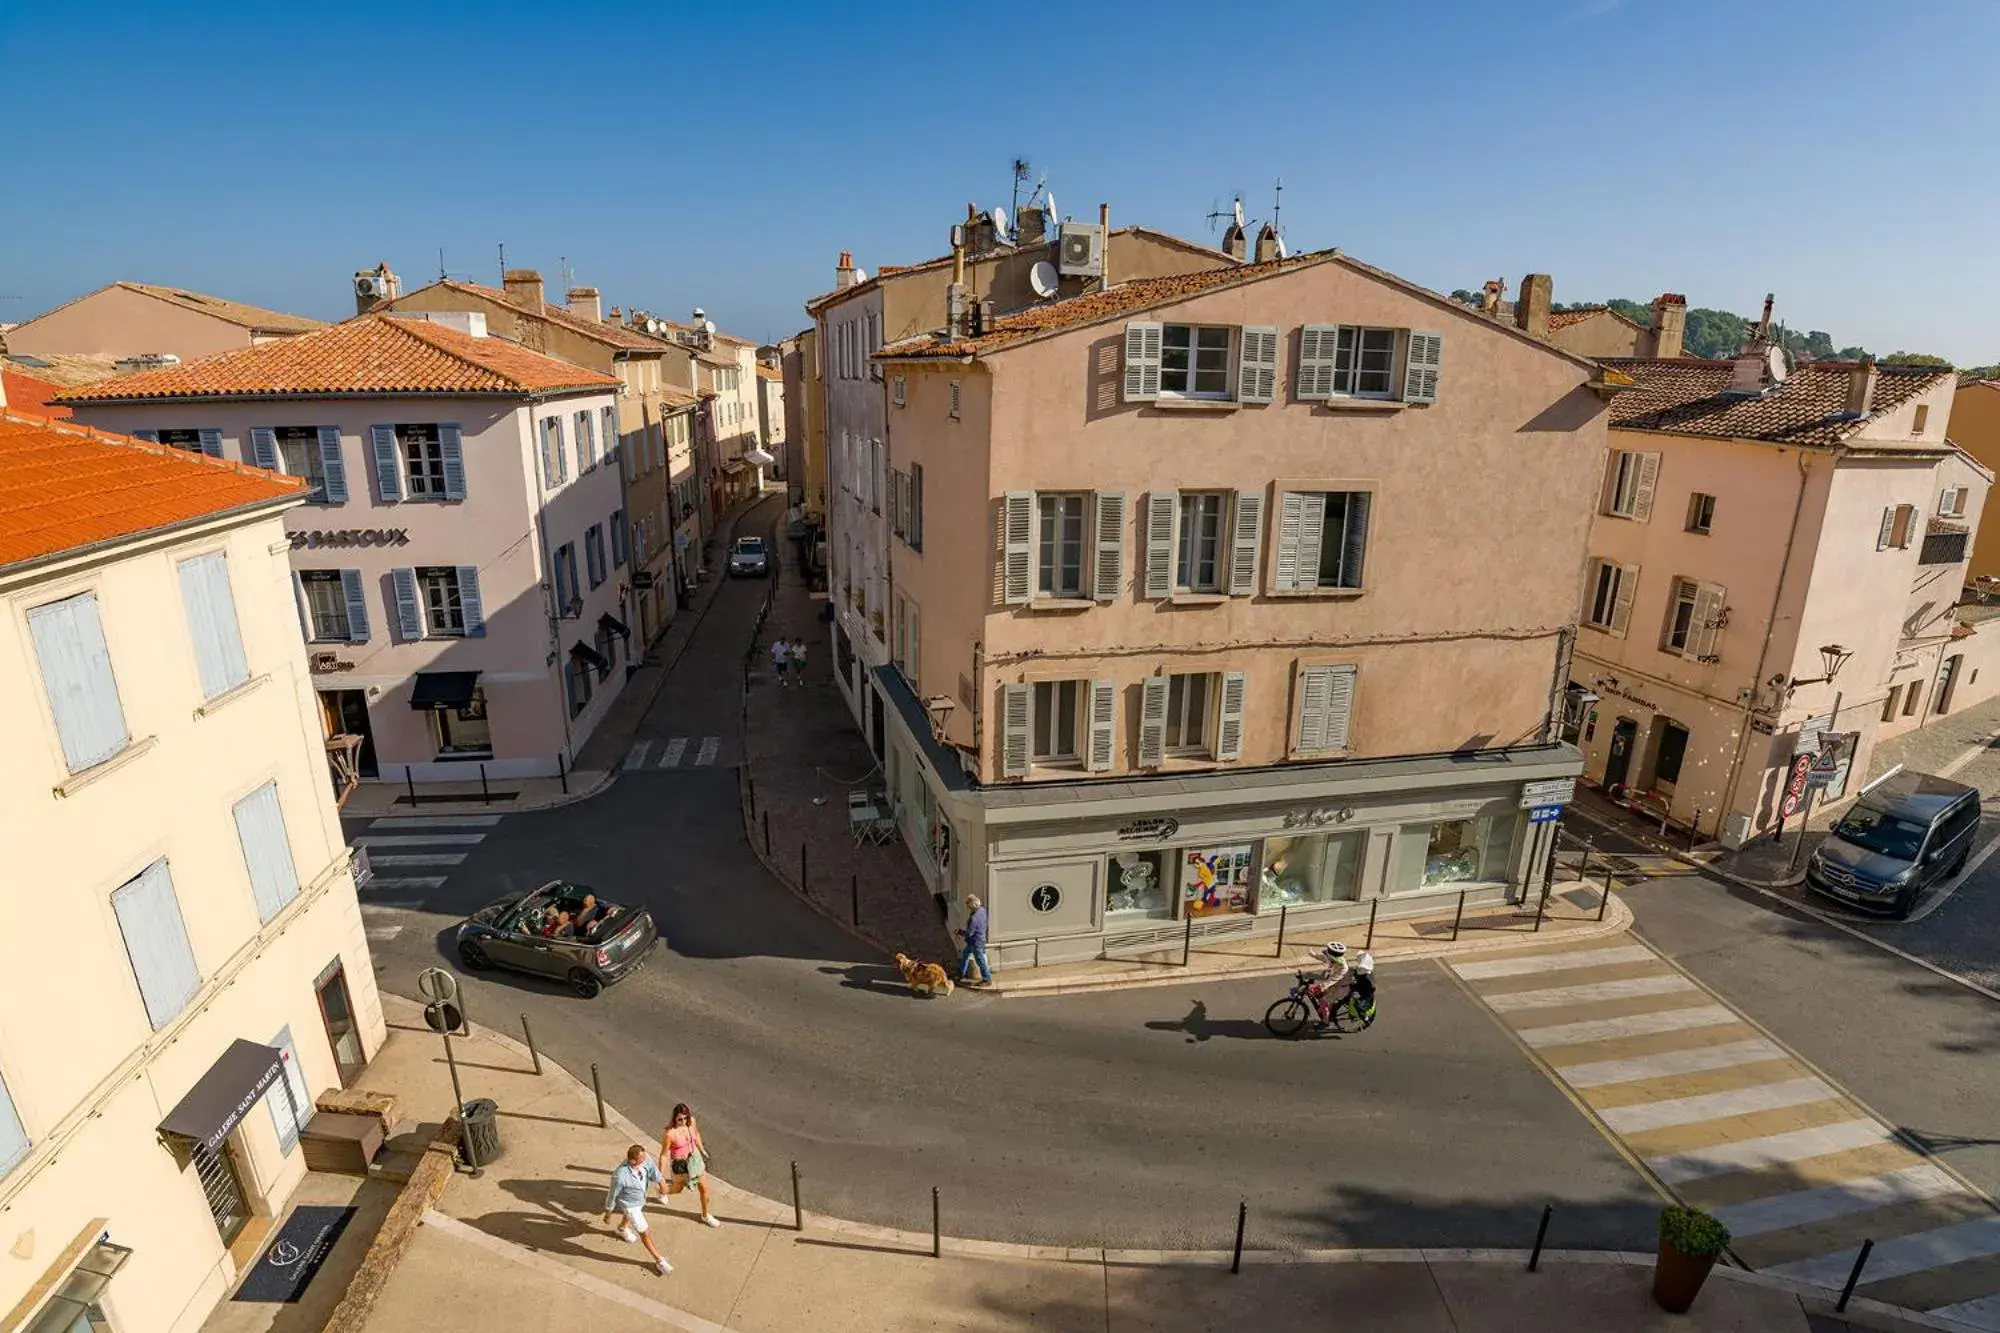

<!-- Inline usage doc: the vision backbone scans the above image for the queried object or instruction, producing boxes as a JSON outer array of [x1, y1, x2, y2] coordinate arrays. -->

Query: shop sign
[[290, 528, 410, 550], [1116, 816, 1180, 842], [1028, 883, 1062, 914], [308, 652, 356, 674], [1596, 682, 1659, 712], [1281, 806, 1352, 830], [1519, 778, 1576, 810]]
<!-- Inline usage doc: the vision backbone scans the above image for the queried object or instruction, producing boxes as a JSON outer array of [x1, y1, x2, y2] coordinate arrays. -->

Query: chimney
[[1254, 223, 1280, 263], [1728, 293, 1781, 394], [1844, 359, 1879, 418], [503, 268, 545, 311], [1480, 279, 1506, 318], [1016, 206, 1046, 248], [1647, 293, 1688, 359], [566, 286, 602, 323], [1099, 203, 1111, 293], [835, 251, 858, 289], [1221, 222, 1246, 261], [353, 261, 401, 316], [946, 232, 968, 338], [1515, 274, 1552, 339]]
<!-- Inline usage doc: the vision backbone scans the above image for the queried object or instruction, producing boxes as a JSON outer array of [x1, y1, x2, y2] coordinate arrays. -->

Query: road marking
[[1598, 1077, 1836, 1135], [363, 876, 447, 892], [360, 900, 428, 911], [624, 740, 654, 770], [1767, 1217, 2000, 1288], [354, 834, 486, 848], [1453, 944, 1657, 980], [660, 738, 688, 768], [365, 924, 405, 942], [367, 815, 502, 829], [1903, 824, 2000, 924], [367, 853, 468, 867], [1483, 973, 1696, 1012], [694, 736, 720, 766], [1515, 1004, 1741, 1049], [1713, 1164, 1963, 1237], [1556, 1039, 1785, 1089], [1645, 1120, 1893, 1185]]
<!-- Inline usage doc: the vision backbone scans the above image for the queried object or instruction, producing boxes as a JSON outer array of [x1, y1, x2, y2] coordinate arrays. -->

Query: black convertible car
[[456, 881, 658, 997]]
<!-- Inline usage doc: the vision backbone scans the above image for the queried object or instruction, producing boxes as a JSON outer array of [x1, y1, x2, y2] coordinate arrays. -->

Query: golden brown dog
[[895, 952, 955, 998]]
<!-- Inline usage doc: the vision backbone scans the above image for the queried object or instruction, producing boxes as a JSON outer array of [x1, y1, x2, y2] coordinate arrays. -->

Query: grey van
[[1805, 770, 1981, 918]]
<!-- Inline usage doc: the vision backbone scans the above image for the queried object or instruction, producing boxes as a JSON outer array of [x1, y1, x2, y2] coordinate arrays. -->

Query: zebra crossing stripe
[[364, 876, 447, 892], [624, 740, 654, 770], [368, 853, 467, 867], [368, 815, 502, 829], [695, 736, 719, 765], [355, 834, 486, 848], [660, 738, 688, 767]]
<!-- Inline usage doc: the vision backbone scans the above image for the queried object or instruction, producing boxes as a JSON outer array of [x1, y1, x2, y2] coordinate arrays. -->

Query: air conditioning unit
[[354, 274, 383, 299], [1057, 222, 1102, 278]]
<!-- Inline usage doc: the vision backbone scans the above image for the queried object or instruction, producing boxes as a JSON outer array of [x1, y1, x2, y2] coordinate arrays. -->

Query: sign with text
[[1527, 805, 1563, 824], [290, 528, 410, 549], [1520, 778, 1576, 810]]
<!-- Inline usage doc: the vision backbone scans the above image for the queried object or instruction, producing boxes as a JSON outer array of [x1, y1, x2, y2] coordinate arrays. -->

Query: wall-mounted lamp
[[1786, 643, 1854, 693]]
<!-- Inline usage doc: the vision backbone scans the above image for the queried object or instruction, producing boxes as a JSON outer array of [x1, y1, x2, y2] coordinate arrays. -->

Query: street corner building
[[57, 308, 639, 796], [0, 403, 385, 1329], [824, 215, 1625, 967]]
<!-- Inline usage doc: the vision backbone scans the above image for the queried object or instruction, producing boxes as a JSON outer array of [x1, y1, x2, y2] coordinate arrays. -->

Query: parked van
[[1805, 770, 1981, 918]]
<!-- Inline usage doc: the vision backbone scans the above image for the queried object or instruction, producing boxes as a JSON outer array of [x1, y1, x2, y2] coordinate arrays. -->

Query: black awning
[[570, 642, 610, 672], [597, 612, 630, 639], [409, 670, 480, 711], [158, 1039, 285, 1155]]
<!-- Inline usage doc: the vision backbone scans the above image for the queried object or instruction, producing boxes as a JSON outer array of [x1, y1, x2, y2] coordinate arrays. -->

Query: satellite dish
[[989, 205, 1009, 241], [1275, 236, 1289, 259], [646, 318, 660, 333], [1042, 192, 1057, 225], [853, 268, 868, 283], [1233, 197, 1245, 228], [702, 320, 717, 336], [1029, 262, 1059, 299]]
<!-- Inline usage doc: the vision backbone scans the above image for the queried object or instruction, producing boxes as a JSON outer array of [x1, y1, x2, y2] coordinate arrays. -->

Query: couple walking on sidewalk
[[768, 636, 807, 686], [600, 1103, 719, 1277]]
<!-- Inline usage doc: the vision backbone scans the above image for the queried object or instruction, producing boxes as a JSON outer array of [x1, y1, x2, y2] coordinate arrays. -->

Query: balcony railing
[[1920, 529, 1969, 566]]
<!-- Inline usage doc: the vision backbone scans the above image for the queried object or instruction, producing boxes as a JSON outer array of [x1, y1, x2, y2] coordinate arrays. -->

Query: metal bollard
[[1533, 880, 1550, 933], [791, 1160, 803, 1232], [762, 810, 771, 856], [480, 763, 491, 805], [1596, 878, 1613, 923], [558, 751, 569, 795], [1835, 1239, 1874, 1312], [1365, 898, 1378, 950], [747, 776, 756, 814], [851, 873, 860, 927], [405, 766, 418, 807], [1231, 1200, 1247, 1274], [1451, 889, 1467, 941], [520, 1013, 541, 1076], [1274, 905, 1288, 958], [1528, 1204, 1552, 1271], [1182, 913, 1194, 967], [800, 841, 809, 888], [590, 1062, 606, 1129], [932, 1186, 941, 1258], [1577, 835, 1592, 885]]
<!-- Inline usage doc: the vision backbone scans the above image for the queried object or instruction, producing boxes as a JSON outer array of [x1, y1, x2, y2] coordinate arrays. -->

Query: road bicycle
[[1263, 968, 1377, 1038]]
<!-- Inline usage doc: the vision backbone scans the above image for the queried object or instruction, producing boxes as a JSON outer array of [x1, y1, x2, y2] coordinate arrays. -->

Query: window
[[1662, 577, 1725, 660], [1883, 685, 1903, 723], [611, 511, 628, 568], [1879, 503, 1917, 550], [1686, 492, 1716, 534], [1176, 493, 1225, 592], [1397, 815, 1519, 891], [1031, 680, 1082, 763], [266, 1027, 312, 1155], [274, 427, 329, 501], [1292, 663, 1357, 755], [1922, 529, 1969, 565], [1904, 681, 1921, 716], [417, 566, 467, 636], [1260, 831, 1366, 907], [399, 424, 449, 498], [566, 655, 594, 717], [177, 552, 250, 699], [1584, 559, 1637, 635], [949, 381, 961, 419], [28, 591, 130, 773], [1160, 325, 1232, 397], [1914, 404, 1930, 434], [433, 685, 492, 757], [1164, 673, 1211, 754], [1940, 486, 1967, 517], [0, 1065, 26, 1179], [909, 463, 925, 550], [1037, 493, 1087, 598], [1605, 449, 1659, 520], [891, 375, 907, 407], [541, 416, 567, 487], [1332, 327, 1397, 397], [154, 427, 220, 456], [1273, 491, 1370, 592], [111, 860, 202, 1030], [233, 781, 299, 923], [574, 410, 597, 473], [586, 524, 607, 588], [554, 543, 581, 609]]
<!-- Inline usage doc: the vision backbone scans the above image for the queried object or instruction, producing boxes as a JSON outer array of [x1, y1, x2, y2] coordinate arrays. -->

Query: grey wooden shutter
[[1631, 452, 1661, 522], [1215, 671, 1247, 761], [612, 511, 629, 567], [1321, 666, 1356, 751], [317, 427, 348, 503], [178, 553, 250, 699], [1137, 675, 1170, 769], [370, 425, 403, 502], [1341, 492, 1371, 588], [440, 423, 466, 500], [1297, 325, 1338, 399], [392, 568, 423, 640], [1239, 326, 1278, 403], [266, 1026, 311, 1154], [1691, 582, 1725, 659], [1228, 491, 1264, 596], [1122, 322, 1162, 402], [1292, 493, 1328, 591], [0, 1066, 25, 1176], [1403, 331, 1443, 403], [1295, 665, 1332, 753], [1877, 506, 1895, 549], [233, 780, 300, 923], [339, 569, 370, 642], [1273, 492, 1304, 591], [249, 427, 280, 470], [111, 860, 202, 1029], [603, 406, 618, 464], [197, 428, 224, 459], [457, 566, 486, 637], [1092, 491, 1126, 602], [1610, 563, 1639, 637], [1002, 492, 1034, 605], [1144, 491, 1178, 599], [1086, 679, 1117, 772], [27, 592, 129, 772], [999, 683, 1031, 777]]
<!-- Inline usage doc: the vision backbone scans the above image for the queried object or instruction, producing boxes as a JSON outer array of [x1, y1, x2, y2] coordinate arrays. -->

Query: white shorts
[[621, 1205, 650, 1234]]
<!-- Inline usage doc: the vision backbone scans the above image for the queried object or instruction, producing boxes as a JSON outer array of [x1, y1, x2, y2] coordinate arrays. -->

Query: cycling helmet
[[1319, 942, 1348, 965]]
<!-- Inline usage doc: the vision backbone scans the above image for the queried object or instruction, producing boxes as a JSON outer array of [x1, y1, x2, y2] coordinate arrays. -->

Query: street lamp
[[1783, 643, 1853, 871], [1788, 643, 1855, 691]]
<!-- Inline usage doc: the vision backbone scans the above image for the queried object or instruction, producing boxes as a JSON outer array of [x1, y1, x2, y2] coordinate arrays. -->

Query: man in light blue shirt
[[602, 1144, 672, 1274]]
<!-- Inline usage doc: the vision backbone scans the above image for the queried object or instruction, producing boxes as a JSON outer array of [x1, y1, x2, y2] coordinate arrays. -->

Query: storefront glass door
[[315, 960, 366, 1086]]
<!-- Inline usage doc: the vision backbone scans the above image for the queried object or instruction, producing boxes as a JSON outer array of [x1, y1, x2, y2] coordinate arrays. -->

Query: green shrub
[[1659, 1206, 1730, 1257]]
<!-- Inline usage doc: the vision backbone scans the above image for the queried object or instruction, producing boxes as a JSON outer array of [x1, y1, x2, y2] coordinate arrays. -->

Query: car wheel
[[1950, 847, 1970, 876], [1892, 886, 1918, 920], [459, 941, 493, 971], [568, 968, 603, 999]]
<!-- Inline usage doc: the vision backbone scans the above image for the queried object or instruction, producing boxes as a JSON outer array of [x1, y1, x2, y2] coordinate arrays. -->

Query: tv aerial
[[1029, 261, 1059, 299]]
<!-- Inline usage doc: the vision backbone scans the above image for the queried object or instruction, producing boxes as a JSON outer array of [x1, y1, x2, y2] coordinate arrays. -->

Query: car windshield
[[737, 538, 764, 553], [1831, 805, 1929, 861]]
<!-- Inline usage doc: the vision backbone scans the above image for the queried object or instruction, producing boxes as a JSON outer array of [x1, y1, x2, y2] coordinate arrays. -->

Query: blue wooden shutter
[[0, 1068, 26, 1176], [249, 427, 280, 470], [177, 552, 250, 699], [391, 568, 423, 640], [265, 1026, 312, 1154], [339, 569, 370, 642], [370, 425, 403, 502], [111, 860, 202, 1029], [603, 406, 618, 465], [317, 427, 348, 503], [457, 566, 485, 637], [440, 423, 466, 500], [612, 511, 628, 568], [233, 780, 300, 923], [586, 527, 605, 587], [198, 428, 224, 459], [27, 592, 129, 772]]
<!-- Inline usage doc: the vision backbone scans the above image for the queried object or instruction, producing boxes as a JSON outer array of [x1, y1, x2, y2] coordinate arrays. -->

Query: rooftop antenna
[[497, 242, 505, 286], [438, 247, 446, 282], [560, 256, 572, 295], [1010, 157, 1033, 223], [1271, 177, 1284, 243]]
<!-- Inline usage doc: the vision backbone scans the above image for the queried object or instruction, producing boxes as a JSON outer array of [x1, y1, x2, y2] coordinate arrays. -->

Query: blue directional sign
[[1527, 805, 1564, 823]]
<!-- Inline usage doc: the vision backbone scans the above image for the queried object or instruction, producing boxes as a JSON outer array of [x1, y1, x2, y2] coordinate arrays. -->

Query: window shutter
[[249, 427, 280, 471], [1341, 492, 1371, 588], [1403, 331, 1443, 403], [1877, 506, 1895, 550], [0, 1067, 25, 1177], [1690, 582, 1726, 660], [1297, 325, 1338, 399], [1215, 671, 1247, 761], [1122, 322, 1163, 402], [1610, 563, 1639, 637], [439, 423, 466, 500], [457, 566, 486, 637], [999, 683, 1031, 777], [266, 1026, 311, 1155], [197, 428, 224, 459], [1631, 452, 1661, 522], [132, 429, 158, 443], [1601, 452, 1624, 516], [1086, 678, 1117, 772], [1239, 326, 1278, 403], [612, 512, 629, 568], [1001, 491, 1034, 605], [339, 569, 370, 642], [233, 781, 300, 923], [178, 553, 249, 699], [1092, 491, 1127, 602], [1224, 491, 1265, 597], [392, 568, 423, 640], [1295, 665, 1332, 753], [1292, 493, 1327, 591], [317, 427, 348, 503], [1321, 665, 1357, 751], [370, 425, 403, 502], [1894, 504, 1916, 547], [1137, 675, 1170, 769], [1144, 491, 1178, 599], [27, 592, 129, 772], [111, 861, 201, 1030], [1273, 492, 1305, 591], [603, 406, 618, 464]]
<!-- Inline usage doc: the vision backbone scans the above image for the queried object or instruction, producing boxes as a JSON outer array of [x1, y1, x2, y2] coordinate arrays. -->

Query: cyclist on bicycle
[[1314, 942, 1377, 1026]]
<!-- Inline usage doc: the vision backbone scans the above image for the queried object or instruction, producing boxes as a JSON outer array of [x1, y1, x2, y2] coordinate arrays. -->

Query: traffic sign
[[1779, 753, 1813, 817], [1521, 778, 1576, 810], [1527, 805, 1564, 824]]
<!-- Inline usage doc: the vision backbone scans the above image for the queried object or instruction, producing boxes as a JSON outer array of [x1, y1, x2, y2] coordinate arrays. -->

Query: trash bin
[[459, 1098, 502, 1167]]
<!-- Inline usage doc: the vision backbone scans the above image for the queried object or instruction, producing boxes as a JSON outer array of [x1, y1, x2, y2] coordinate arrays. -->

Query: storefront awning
[[719, 460, 747, 475], [409, 670, 480, 711], [570, 641, 610, 672], [158, 1039, 285, 1155], [597, 612, 630, 640]]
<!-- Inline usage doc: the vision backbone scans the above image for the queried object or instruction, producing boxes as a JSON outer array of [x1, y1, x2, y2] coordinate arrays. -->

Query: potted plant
[[1653, 1205, 1730, 1312]]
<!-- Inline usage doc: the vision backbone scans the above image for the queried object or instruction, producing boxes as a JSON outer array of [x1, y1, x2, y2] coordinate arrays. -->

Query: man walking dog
[[954, 894, 992, 985]]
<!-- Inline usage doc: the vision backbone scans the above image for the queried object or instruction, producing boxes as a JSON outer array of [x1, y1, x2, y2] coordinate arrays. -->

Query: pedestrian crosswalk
[[1450, 936, 2000, 1328], [620, 735, 724, 770], [352, 813, 501, 913]]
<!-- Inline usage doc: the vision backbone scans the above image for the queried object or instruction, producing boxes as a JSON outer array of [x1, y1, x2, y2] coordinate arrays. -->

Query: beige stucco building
[[6, 281, 321, 364], [1953, 379, 2000, 591], [0, 406, 383, 1332]]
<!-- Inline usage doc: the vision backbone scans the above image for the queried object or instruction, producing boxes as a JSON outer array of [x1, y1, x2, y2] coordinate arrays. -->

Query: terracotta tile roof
[[1602, 358, 1951, 446], [3, 369, 72, 418], [1, 352, 125, 388], [755, 363, 782, 381], [1548, 306, 1608, 331], [0, 412, 303, 569], [659, 319, 753, 349], [406, 280, 666, 352], [54, 314, 619, 403], [655, 387, 700, 410], [117, 282, 322, 333]]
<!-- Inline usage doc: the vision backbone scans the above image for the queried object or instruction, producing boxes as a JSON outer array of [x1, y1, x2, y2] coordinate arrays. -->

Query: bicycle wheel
[[1264, 996, 1312, 1038], [1328, 996, 1376, 1033]]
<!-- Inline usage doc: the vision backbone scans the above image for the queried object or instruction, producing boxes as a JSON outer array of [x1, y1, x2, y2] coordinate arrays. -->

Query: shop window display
[[1258, 831, 1365, 908], [1105, 849, 1170, 919], [1182, 844, 1253, 917], [1394, 814, 1521, 892]]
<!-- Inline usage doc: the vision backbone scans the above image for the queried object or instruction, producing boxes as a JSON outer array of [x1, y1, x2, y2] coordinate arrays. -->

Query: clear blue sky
[[3, 0, 1995, 361]]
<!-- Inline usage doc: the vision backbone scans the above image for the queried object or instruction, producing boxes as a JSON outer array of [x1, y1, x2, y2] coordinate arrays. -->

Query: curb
[[1565, 801, 1806, 890]]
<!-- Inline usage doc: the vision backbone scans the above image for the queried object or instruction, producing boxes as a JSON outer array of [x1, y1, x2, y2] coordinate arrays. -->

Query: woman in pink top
[[660, 1103, 719, 1227]]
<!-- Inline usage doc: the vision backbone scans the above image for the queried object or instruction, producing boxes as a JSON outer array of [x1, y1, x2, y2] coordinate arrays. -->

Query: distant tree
[[1884, 352, 1953, 367], [1682, 308, 1749, 359], [1606, 298, 1651, 327], [1961, 364, 2000, 382], [1449, 289, 1479, 306]]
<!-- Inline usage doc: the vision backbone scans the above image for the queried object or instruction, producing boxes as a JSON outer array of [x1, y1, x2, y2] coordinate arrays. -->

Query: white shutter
[[1403, 331, 1443, 403], [1137, 675, 1170, 769], [1878, 506, 1895, 550], [1215, 671, 1247, 761], [392, 568, 423, 640], [27, 592, 129, 772], [370, 425, 403, 502], [1690, 582, 1726, 660], [1239, 326, 1278, 404], [1273, 492, 1304, 591], [249, 427, 280, 470], [440, 423, 466, 500], [1002, 492, 1034, 605], [1297, 325, 1338, 399], [339, 569, 370, 643], [111, 860, 201, 1030], [317, 427, 348, 503], [457, 566, 486, 637], [1122, 322, 1162, 402], [1292, 492, 1327, 591], [233, 781, 300, 923], [1321, 666, 1357, 751], [1610, 563, 1639, 637], [1000, 683, 1031, 777], [177, 552, 249, 699], [1086, 679, 1117, 772], [1144, 491, 1178, 599], [197, 428, 224, 459], [1228, 491, 1264, 596], [1092, 491, 1127, 602], [1631, 451, 1661, 522], [1295, 665, 1332, 753]]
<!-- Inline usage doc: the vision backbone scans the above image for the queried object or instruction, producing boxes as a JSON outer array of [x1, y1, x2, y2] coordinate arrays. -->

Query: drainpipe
[[1540, 624, 1575, 744], [1098, 203, 1111, 293]]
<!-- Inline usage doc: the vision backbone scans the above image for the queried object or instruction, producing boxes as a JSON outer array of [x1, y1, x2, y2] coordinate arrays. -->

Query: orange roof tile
[[1603, 359, 1949, 446], [54, 314, 618, 404], [3, 369, 72, 418], [755, 363, 782, 381], [0, 413, 303, 569], [1548, 306, 1608, 331]]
